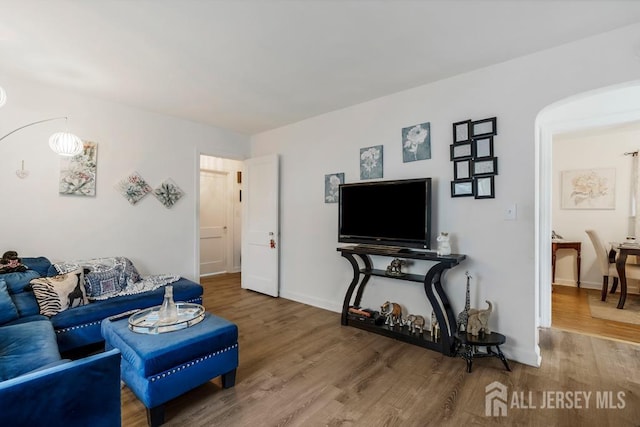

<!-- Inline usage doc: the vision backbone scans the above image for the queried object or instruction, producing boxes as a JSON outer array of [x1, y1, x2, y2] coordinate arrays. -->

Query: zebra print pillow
[[30, 269, 88, 317]]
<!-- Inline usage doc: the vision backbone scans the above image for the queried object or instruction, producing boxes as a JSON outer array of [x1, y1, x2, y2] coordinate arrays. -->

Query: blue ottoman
[[101, 312, 238, 426]]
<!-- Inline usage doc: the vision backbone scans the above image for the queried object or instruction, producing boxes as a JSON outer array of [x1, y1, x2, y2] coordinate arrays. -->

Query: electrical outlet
[[505, 204, 517, 220]]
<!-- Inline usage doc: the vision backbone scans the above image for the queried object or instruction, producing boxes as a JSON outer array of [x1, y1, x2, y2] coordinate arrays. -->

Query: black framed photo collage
[[450, 117, 498, 199]]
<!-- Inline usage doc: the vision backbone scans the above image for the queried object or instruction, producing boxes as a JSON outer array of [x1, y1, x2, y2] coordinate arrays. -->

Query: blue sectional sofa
[[0, 256, 204, 426]]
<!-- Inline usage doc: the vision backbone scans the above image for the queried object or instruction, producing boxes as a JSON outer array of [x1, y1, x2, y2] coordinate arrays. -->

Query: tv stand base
[[337, 246, 466, 356]]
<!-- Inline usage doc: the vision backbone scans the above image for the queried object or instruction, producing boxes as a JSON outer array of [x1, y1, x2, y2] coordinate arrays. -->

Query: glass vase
[[158, 285, 178, 324]]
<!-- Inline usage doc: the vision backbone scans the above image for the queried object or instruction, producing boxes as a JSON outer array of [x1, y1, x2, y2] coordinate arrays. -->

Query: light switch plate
[[505, 204, 517, 220]]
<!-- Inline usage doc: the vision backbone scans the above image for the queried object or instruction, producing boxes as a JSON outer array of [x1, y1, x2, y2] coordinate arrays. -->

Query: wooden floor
[[121, 274, 640, 426], [552, 284, 640, 344]]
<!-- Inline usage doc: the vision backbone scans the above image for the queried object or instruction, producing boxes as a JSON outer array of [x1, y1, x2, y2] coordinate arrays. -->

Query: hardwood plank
[[119, 274, 640, 426]]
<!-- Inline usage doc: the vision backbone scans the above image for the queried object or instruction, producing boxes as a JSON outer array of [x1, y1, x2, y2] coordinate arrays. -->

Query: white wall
[[250, 23, 640, 367], [0, 74, 250, 281], [553, 123, 640, 288]]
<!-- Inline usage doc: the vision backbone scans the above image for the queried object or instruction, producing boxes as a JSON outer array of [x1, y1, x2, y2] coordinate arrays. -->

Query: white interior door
[[200, 170, 228, 276], [242, 154, 279, 297]]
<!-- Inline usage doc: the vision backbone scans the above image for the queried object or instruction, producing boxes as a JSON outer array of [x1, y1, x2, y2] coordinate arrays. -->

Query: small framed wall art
[[472, 158, 498, 176], [116, 172, 152, 205], [451, 179, 474, 197], [474, 176, 495, 199], [452, 120, 472, 143], [472, 136, 494, 159], [401, 122, 431, 162], [324, 172, 344, 203], [454, 159, 471, 180], [471, 117, 497, 138], [59, 141, 98, 197], [153, 178, 185, 208], [360, 145, 383, 180], [450, 142, 472, 161]]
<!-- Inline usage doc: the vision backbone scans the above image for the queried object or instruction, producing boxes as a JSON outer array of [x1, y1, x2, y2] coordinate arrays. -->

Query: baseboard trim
[[279, 290, 342, 314]]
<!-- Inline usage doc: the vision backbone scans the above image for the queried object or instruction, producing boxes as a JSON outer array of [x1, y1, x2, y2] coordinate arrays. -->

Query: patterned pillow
[[83, 266, 124, 299], [30, 269, 88, 317], [121, 257, 141, 284], [53, 257, 141, 299]]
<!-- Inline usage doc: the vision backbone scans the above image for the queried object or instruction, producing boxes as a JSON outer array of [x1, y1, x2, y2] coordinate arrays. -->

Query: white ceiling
[[1, 1, 640, 135]]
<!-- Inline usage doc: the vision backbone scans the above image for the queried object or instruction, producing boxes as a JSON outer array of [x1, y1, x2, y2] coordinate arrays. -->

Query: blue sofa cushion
[[0, 280, 19, 324], [21, 257, 52, 277], [3, 314, 49, 326], [2, 270, 40, 294], [11, 291, 40, 317], [30, 270, 88, 317], [0, 321, 61, 381], [51, 279, 203, 330]]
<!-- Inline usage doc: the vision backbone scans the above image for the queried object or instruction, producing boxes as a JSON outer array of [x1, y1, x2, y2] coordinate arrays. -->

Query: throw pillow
[[120, 257, 141, 284], [0, 279, 19, 324], [83, 267, 123, 300], [52, 257, 142, 299], [30, 269, 88, 317]]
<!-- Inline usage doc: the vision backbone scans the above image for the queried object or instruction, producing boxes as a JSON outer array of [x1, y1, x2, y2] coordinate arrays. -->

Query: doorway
[[199, 154, 243, 277], [536, 81, 640, 342]]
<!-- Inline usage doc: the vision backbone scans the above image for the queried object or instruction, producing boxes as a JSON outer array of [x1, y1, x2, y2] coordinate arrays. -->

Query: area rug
[[588, 292, 640, 325]]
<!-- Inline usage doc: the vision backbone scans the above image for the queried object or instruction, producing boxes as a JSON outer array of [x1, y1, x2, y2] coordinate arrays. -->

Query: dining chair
[[585, 229, 640, 301]]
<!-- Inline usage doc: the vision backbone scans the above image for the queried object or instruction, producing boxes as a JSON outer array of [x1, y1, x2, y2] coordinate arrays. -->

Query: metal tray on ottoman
[[128, 303, 205, 334]]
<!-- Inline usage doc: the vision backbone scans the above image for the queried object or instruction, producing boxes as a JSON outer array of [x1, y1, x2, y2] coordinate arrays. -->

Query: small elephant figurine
[[386, 258, 407, 276], [381, 301, 402, 327], [406, 314, 425, 334], [467, 300, 492, 336]]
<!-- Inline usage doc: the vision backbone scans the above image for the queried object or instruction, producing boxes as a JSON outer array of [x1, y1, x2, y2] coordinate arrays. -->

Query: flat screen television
[[338, 178, 432, 249]]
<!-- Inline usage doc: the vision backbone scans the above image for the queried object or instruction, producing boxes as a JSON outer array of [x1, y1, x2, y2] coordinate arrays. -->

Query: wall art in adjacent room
[[59, 141, 97, 197], [561, 168, 615, 210], [360, 145, 383, 180], [324, 172, 344, 203], [402, 122, 431, 162], [116, 172, 152, 205]]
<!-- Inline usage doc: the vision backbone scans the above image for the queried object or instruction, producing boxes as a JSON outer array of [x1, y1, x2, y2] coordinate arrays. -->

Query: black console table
[[337, 245, 466, 356]]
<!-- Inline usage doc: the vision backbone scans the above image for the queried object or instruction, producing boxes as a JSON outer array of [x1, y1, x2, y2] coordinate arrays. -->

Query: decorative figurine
[[467, 300, 493, 336], [457, 271, 472, 332], [385, 258, 407, 277], [437, 232, 451, 256], [380, 301, 402, 327], [430, 311, 439, 340], [406, 314, 426, 334], [0, 250, 27, 274]]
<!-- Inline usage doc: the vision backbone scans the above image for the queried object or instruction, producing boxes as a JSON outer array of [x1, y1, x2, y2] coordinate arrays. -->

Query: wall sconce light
[[0, 116, 83, 156]]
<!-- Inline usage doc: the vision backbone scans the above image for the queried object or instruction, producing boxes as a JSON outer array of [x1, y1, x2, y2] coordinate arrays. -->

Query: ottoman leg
[[147, 405, 164, 427], [222, 368, 237, 388]]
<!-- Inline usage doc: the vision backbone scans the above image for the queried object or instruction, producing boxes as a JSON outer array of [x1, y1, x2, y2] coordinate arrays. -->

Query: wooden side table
[[456, 332, 511, 373], [551, 240, 581, 287]]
